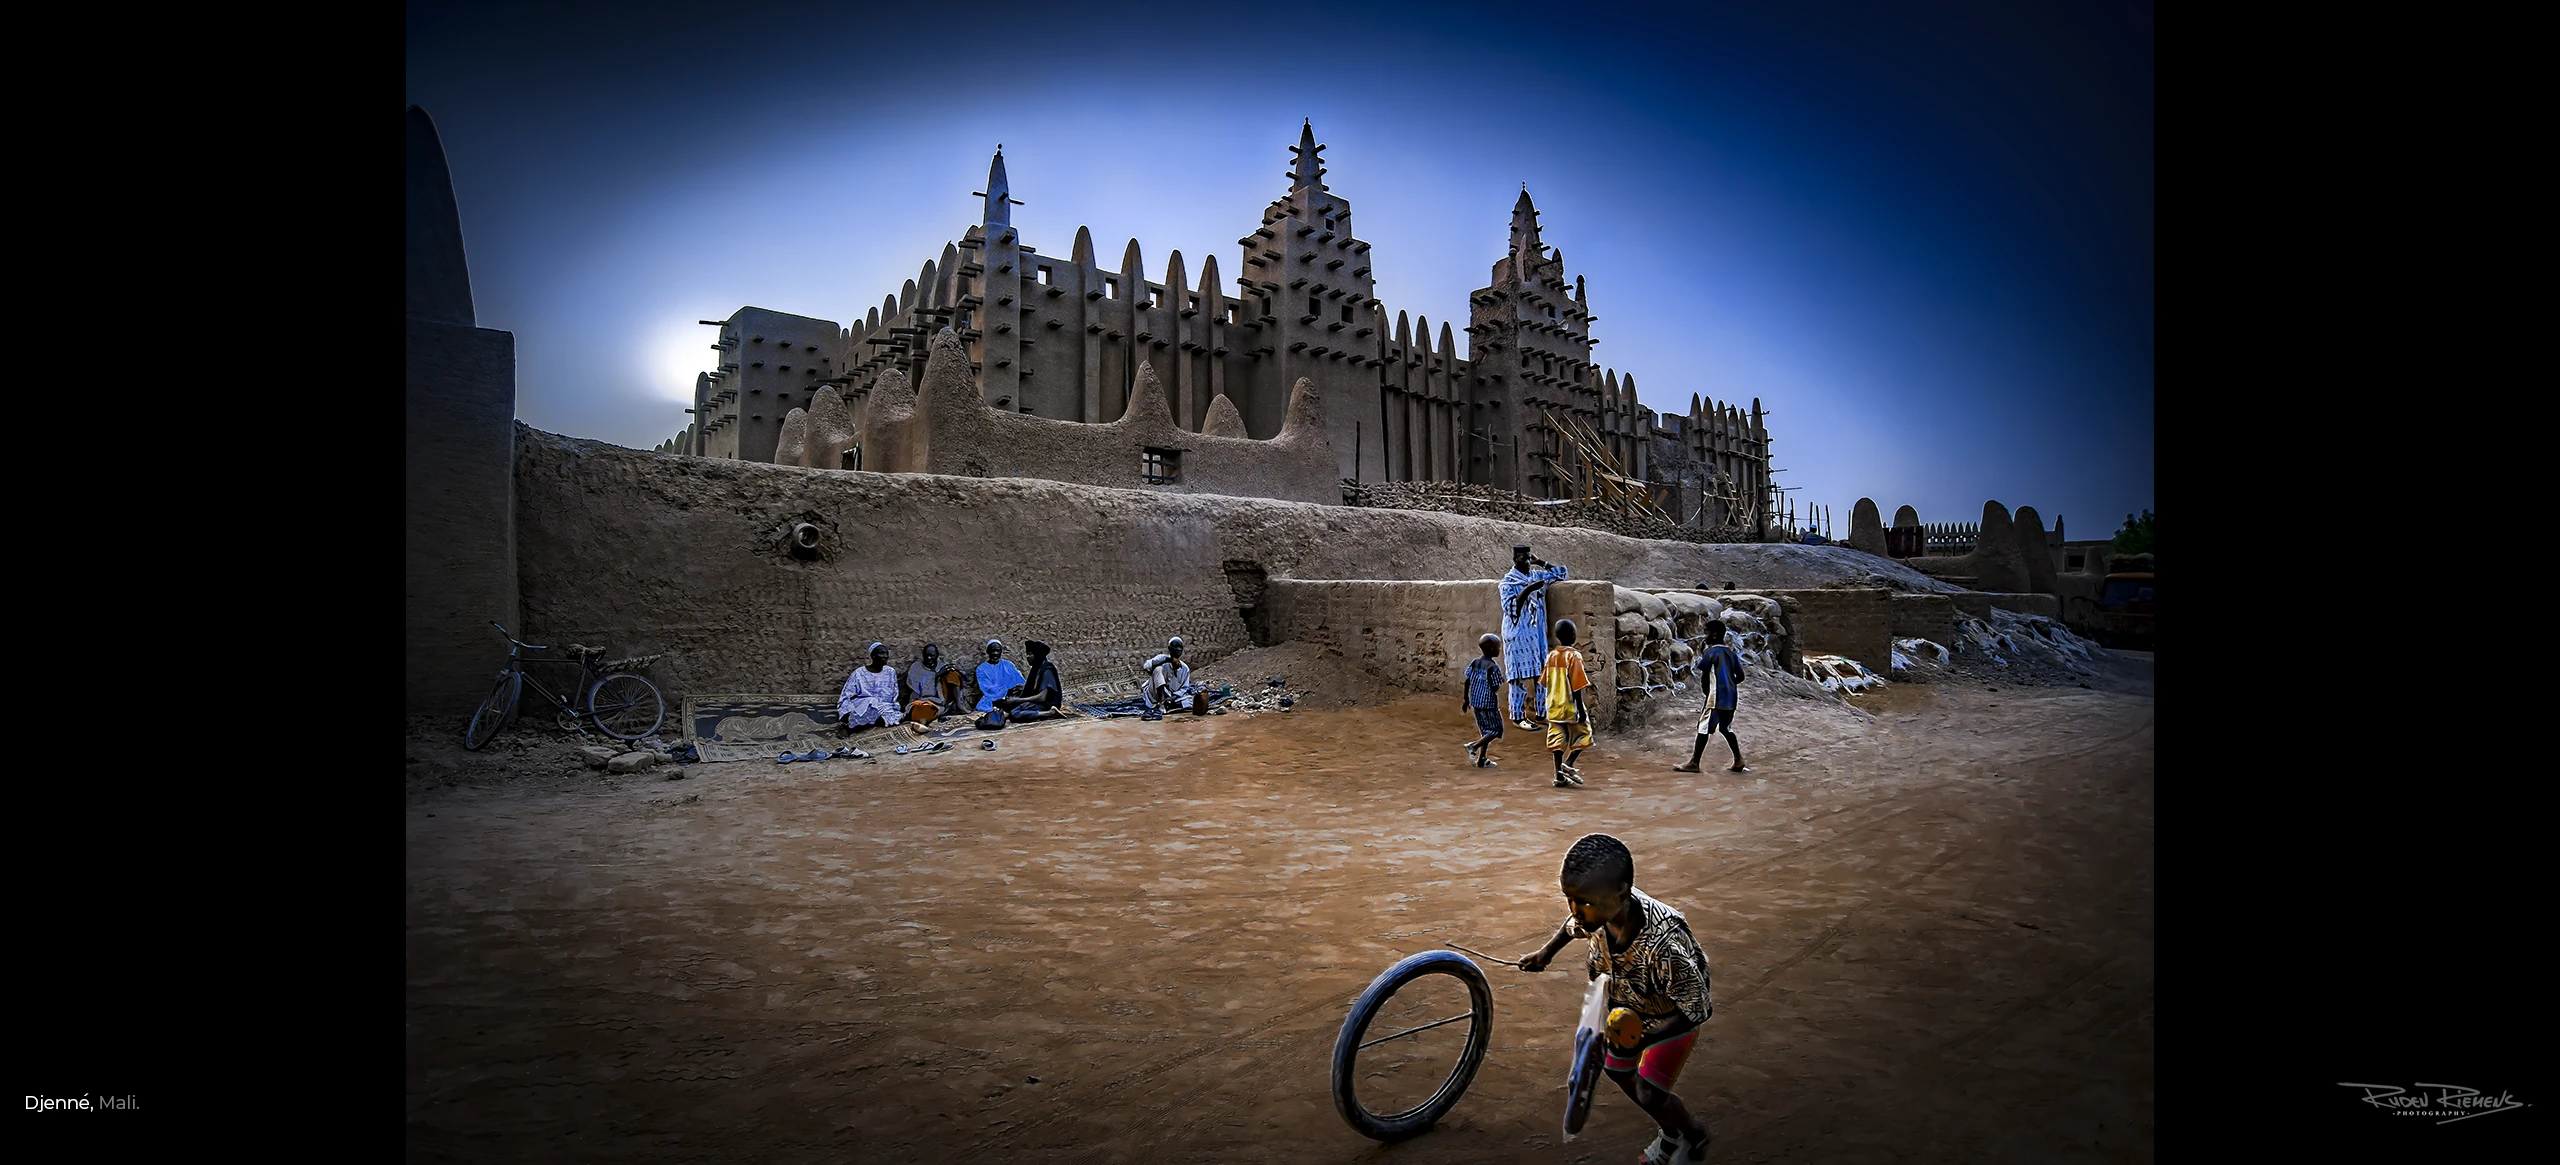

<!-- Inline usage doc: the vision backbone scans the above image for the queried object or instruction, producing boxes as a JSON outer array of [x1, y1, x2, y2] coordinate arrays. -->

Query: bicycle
[[464, 622, 667, 750]]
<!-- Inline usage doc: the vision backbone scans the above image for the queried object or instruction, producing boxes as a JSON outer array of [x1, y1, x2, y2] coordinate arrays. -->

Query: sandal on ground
[[1672, 762, 1701, 773], [1554, 775, 1574, 788]]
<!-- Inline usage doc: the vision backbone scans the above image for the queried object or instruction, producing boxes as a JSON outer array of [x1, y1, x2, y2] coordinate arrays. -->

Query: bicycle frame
[[473, 622, 665, 750], [498, 637, 606, 732]]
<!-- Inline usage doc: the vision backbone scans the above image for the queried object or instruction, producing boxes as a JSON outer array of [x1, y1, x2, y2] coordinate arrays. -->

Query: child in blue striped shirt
[[1461, 633, 1505, 768]]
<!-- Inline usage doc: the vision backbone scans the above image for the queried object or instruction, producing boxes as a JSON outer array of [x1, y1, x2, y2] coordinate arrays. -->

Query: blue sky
[[409, 0, 2152, 540]]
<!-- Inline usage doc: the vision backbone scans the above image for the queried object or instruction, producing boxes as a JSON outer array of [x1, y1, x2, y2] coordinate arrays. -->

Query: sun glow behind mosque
[[646, 321, 710, 407]]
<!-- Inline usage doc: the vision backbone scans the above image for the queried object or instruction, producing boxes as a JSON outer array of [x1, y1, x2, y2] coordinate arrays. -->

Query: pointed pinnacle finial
[[1290, 119, 1326, 192], [980, 146, 1017, 229]]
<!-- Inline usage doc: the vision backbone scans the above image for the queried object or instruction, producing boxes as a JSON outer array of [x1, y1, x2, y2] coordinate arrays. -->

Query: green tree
[[2112, 509, 2154, 557]]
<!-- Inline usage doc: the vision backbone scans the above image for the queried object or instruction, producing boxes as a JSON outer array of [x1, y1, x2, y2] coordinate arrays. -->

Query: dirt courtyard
[[405, 668, 2154, 1163]]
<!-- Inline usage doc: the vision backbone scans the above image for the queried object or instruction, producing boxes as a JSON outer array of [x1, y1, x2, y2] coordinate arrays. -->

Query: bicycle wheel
[[586, 673, 665, 741], [1331, 949, 1494, 1141], [465, 671, 520, 751]]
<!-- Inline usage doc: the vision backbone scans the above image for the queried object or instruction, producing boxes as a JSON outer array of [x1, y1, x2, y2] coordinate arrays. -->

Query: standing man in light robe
[[1500, 543, 1570, 728]]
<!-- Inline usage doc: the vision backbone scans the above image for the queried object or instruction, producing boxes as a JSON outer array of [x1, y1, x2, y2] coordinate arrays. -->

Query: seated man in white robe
[[1141, 636, 1199, 718], [837, 641, 902, 730]]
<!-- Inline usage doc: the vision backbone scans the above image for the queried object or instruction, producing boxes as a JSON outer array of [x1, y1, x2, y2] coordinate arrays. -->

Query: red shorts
[[1604, 1030, 1698, 1090]]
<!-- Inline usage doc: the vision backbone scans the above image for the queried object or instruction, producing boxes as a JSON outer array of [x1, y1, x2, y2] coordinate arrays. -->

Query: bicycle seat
[[565, 644, 606, 658]]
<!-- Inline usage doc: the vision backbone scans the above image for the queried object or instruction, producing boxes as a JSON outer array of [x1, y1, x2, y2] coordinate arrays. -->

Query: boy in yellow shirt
[[1543, 618, 1593, 788]]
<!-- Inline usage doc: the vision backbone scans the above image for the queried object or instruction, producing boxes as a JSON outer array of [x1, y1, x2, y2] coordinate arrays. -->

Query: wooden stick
[[1447, 942, 1523, 968]]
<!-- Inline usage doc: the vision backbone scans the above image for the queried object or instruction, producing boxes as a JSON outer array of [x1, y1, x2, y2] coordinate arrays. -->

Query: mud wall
[[1950, 593, 2062, 620], [864, 329, 1339, 505], [1762, 588, 1894, 668], [513, 426, 1949, 708], [1259, 579, 1618, 725], [515, 429, 1254, 704], [1888, 593, 1956, 647], [408, 319, 519, 714]]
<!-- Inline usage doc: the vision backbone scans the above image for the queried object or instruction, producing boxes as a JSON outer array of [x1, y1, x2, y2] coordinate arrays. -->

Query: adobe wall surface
[[1759, 588, 1894, 668], [515, 430, 1253, 706], [1887, 593, 1956, 646], [1846, 498, 1889, 558], [2054, 574, 2104, 630], [2054, 540, 2116, 576], [1906, 501, 2033, 593], [512, 427, 1953, 708], [1948, 592, 2061, 620], [408, 320, 520, 714], [1261, 579, 1618, 724], [864, 330, 1339, 505]]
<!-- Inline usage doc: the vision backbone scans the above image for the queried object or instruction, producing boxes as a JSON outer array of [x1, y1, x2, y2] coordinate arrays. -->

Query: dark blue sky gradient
[[409, 0, 2151, 539]]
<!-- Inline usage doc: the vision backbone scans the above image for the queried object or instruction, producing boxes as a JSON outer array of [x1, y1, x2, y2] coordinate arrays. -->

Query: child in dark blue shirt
[[1674, 631, 1748, 773], [1462, 633, 1505, 768]]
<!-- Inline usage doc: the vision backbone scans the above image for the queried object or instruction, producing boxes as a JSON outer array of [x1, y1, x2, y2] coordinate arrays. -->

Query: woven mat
[[1061, 672, 1147, 704], [684, 680, 1117, 764], [681, 693, 928, 763]]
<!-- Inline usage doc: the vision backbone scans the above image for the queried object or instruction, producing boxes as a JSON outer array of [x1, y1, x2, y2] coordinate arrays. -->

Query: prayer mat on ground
[[682, 693, 923, 763], [1063, 672, 1148, 705], [1072, 686, 1237, 719]]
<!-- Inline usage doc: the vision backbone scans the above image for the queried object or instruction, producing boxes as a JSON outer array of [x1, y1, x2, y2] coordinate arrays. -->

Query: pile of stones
[[1608, 587, 1788, 716]]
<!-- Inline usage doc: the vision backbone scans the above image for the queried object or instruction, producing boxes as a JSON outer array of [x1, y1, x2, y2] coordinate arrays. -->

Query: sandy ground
[[406, 659, 2153, 1163]]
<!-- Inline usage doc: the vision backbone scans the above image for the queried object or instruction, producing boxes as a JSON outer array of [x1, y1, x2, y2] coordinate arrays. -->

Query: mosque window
[[1105, 277, 1118, 299], [1142, 448, 1181, 484]]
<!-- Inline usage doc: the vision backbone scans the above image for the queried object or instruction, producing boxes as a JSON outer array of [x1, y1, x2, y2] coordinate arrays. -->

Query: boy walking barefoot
[[1674, 629, 1748, 774], [1543, 619, 1594, 788], [1462, 633, 1506, 768], [1519, 834, 1713, 1164]]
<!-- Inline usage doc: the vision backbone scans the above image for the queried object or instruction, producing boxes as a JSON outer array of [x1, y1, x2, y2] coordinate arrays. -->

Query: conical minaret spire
[[1509, 186, 1544, 263], [1289, 119, 1328, 193], [978, 145, 1021, 230]]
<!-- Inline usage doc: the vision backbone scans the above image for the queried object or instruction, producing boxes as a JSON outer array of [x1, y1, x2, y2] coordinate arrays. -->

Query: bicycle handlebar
[[489, 620, 550, 652]]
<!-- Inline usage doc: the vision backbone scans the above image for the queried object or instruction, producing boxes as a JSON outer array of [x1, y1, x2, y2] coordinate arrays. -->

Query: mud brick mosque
[[659, 123, 1775, 529]]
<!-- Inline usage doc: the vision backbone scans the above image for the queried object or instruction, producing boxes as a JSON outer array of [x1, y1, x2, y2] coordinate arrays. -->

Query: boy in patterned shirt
[[1462, 633, 1506, 768], [1519, 833, 1712, 1165]]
